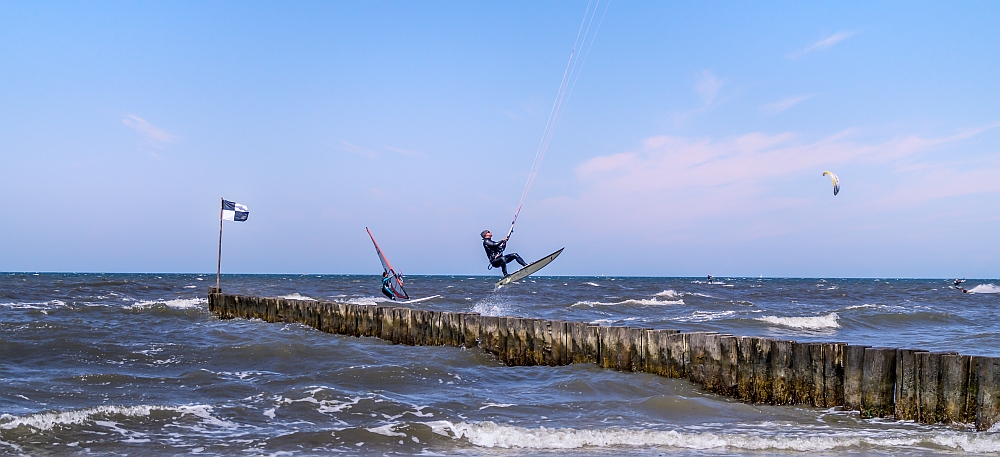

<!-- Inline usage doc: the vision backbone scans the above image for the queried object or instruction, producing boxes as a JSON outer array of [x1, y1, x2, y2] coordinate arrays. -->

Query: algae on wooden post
[[861, 347, 897, 418]]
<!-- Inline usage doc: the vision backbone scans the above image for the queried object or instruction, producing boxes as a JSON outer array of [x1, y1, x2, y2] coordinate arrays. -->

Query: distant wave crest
[[756, 313, 840, 330], [573, 298, 684, 307]]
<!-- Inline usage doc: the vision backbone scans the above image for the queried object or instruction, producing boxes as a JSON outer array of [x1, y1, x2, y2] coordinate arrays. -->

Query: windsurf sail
[[496, 248, 564, 287], [366, 227, 409, 300], [822, 171, 840, 196]]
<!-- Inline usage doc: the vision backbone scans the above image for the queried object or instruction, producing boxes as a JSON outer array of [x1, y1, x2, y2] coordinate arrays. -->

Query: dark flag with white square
[[222, 199, 249, 222]]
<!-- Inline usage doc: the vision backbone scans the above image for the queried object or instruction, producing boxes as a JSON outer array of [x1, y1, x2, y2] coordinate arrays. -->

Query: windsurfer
[[381, 271, 395, 300], [481, 230, 526, 276]]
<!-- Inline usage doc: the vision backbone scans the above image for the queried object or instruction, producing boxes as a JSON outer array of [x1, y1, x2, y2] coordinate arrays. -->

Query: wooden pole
[[216, 197, 223, 292]]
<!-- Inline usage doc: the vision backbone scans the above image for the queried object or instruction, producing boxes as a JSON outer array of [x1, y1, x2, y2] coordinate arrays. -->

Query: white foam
[[756, 313, 840, 330], [675, 310, 736, 322], [572, 298, 684, 307], [966, 284, 1000, 294], [655, 290, 679, 298], [366, 424, 407, 437], [346, 296, 392, 306], [583, 282, 601, 287], [0, 404, 227, 431], [425, 421, 999, 452], [281, 293, 316, 301], [478, 403, 515, 410], [0, 300, 66, 310], [129, 298, 206, 309]]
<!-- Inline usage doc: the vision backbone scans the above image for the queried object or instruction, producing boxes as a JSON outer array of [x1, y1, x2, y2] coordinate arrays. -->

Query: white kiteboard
[[398, 295, 441, 304], [495, 248, 564, 287]]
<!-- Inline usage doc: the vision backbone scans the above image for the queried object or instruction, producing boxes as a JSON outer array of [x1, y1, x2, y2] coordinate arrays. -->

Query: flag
[[222, 199, 249, 222]]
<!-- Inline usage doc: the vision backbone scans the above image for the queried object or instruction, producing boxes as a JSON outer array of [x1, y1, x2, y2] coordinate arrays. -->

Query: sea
[[2, 273, 1000, 456]]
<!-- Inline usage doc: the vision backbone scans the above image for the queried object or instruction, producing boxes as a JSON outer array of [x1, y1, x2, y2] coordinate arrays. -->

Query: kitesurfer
[[707, 275, 713, 284], [481, 230, 527, 276], [381, 271, 395, 300]]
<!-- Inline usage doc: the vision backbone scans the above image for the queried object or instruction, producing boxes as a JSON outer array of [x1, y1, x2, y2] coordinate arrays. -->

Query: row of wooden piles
[[208, 293, 1000, 431]]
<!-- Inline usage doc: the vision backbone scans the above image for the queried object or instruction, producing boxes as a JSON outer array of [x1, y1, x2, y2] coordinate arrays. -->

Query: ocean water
[[2, 273, 1000, 456]]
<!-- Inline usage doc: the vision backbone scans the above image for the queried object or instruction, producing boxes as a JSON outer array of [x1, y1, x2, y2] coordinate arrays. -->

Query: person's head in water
[[481, 230, 492, 240]]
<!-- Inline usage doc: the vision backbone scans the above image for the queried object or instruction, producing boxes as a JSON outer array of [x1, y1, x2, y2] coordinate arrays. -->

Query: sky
[[1, 1, 999, 277]]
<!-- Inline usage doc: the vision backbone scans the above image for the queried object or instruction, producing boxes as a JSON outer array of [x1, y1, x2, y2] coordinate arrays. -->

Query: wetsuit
[[381, 275, 395, 300], [483, 238, 527, 276]]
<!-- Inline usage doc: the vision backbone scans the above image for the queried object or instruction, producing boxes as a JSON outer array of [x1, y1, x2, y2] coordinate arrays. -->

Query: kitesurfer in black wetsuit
[[381, 271, 395, 300], [481, 230, 527, 276]]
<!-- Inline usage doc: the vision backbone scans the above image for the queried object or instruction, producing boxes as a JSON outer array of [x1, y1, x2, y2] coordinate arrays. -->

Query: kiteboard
[[399, 295, 441, 304], [495, 248, 564, 287]]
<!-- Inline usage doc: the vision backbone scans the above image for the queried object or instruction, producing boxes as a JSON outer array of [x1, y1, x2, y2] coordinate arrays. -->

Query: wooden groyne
[[208, 292, 1000, 431]]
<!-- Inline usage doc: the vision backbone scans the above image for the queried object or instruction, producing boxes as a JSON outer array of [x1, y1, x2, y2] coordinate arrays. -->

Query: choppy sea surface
[[2, 273, 1000, 456]]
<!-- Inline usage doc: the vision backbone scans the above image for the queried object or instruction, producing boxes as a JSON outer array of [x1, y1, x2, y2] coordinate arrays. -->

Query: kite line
[[505, 0, 611, 240]]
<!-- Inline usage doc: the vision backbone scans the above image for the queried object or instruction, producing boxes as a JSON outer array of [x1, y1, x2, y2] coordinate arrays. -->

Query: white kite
[[822, 171, 840, 196]]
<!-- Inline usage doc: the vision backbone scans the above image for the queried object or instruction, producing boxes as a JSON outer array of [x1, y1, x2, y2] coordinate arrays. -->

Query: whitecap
[[572, 298, 684, 307], [756, 313, 840, 330], [583, 282, 601, 287], [129, 298, 206, 309], [280, 293, 316, 301]]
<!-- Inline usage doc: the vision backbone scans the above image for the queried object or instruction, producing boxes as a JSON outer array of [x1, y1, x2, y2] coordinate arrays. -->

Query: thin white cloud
[[563, 124, 1000, 231], [335, 139, 379, 158], [384, 146, 420, 157], [695, 70, 723, 106], [787, 31, 857, 60], [761, 94, 817, 114], [122, 115, 175, 144]]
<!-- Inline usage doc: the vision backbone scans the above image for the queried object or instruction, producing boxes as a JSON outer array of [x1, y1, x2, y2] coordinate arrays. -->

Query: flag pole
[[216, 197, 223, 292]]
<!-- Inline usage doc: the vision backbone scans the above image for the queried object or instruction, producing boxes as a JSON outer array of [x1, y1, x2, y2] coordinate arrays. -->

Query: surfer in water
[[954, 278, 969, 293], [381, 271, 395, 300], [481, 230, 527, 276]]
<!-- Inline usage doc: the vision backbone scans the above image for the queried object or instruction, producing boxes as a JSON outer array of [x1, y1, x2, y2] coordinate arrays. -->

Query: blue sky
[[1, 1, 998, 277]]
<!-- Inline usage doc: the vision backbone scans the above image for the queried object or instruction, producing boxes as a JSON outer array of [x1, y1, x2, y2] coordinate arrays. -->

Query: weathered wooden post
[[550, 321, 568, 366], [752, 338, 773, 404], [939, 354, 969, 424], [965, 356, 981, 424], [628, 328, 648, 372], [514, 318, 530, 366], [480, 316, 499, 355], [790, 342, 813, 406], [976, 356, 1000, 431], [644, 330, 664, 375], [567, 322, 589, 363], [894, 349, 923, 421], [843, 344, 868, 411], [770, 340, 794, 405], [598, 326, 615, 370], [861, 347, 897, 418], [702, 334, 725, 393], [531, 319, 548, 366], [686, 333, 708, 386], [463, 313, 481, 349], [718, 336, 739, 397], [823, 343, 845, 407], [917, 352, 944, 424], [736, 336, 756, 402], [665, 332, 688, 379], [809, 343, 826, 407]]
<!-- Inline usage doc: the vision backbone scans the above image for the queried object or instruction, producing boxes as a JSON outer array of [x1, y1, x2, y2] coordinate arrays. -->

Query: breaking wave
[[0, 404, 234, 432], [425, 421, 1000, 452], [573, 298, 684, 307], [280, 293, 317, 301], [756, 313, 840, 330], [128, 298, 206, 309]]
